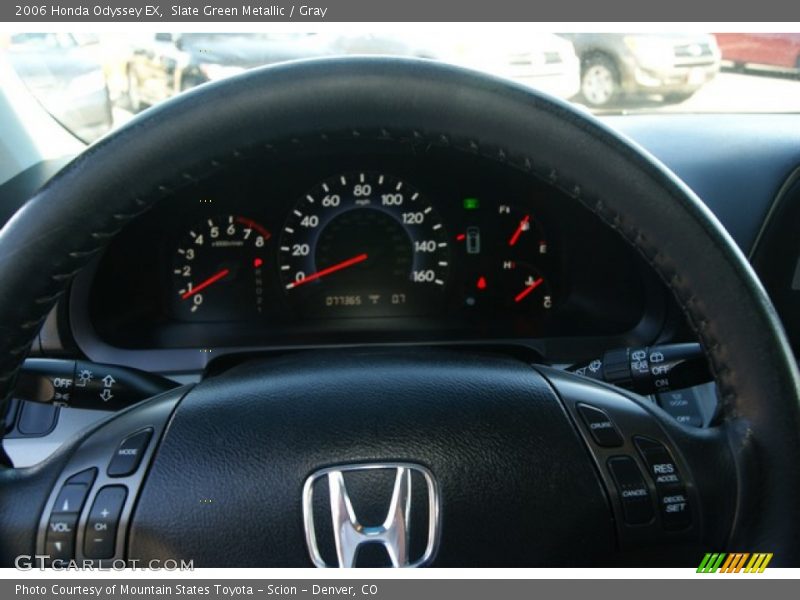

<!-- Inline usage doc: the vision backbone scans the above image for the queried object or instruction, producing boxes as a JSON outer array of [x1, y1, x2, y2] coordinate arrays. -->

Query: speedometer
[[279, 172, 450, 318]]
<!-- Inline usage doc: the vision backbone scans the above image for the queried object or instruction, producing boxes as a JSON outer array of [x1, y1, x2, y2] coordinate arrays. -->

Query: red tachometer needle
[[514, 277, 544, 303], [181, 268, 230, 300], [286, 253, 368, 290], [508, 215, 530, 247]]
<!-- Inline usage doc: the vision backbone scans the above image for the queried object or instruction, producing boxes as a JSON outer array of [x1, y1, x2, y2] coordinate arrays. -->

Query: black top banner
[[2, 0, 799, 22]]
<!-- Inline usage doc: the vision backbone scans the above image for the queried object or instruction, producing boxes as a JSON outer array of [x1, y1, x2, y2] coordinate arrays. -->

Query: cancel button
[[607, 456, 654, 525]]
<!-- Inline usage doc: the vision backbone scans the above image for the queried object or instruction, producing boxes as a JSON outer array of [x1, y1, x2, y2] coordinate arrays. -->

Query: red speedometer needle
[[508, 215, 530, 247], [286, 253, 368, 290], [514, 277, 544, 303], [181, 268, 230, 300]]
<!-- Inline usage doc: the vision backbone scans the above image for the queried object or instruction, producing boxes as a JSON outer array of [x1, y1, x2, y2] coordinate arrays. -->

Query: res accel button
[[107, 428, 153, 477], [577, 403, 624, 447], [634, 437, 682, 485]]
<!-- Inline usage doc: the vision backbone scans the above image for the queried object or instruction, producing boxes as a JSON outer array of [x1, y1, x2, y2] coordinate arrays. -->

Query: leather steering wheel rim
[[0, 57, 798, 558]]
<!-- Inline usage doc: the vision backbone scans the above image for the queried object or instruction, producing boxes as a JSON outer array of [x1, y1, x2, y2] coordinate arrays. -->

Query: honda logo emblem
[[302, 463, 440, 568]]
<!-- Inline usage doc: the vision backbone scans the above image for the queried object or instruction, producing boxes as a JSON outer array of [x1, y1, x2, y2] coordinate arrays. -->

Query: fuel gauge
[[498, 204, 549, 257]]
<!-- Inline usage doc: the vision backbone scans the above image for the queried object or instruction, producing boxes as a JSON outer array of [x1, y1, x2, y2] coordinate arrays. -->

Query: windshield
[[1, 30, 798, 143]]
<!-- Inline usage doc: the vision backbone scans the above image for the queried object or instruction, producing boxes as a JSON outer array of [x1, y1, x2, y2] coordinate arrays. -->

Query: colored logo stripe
[[697, 552, 773, 573], [697, 553, 727, 573], [745, 553, 773, 573], [720, 553, 749, 572]]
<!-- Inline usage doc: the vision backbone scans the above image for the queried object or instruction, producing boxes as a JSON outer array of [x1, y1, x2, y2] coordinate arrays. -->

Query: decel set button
[[658, 487, 691, 530]]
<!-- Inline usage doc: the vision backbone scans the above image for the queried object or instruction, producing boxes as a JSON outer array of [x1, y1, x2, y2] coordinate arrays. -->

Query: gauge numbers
[[171, 214, 270, 321], [279, 172, 450, 318]]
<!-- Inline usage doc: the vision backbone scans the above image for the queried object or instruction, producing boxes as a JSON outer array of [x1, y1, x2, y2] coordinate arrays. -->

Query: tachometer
[[171, 215, 271, 321], [279, 172, 450, 318]]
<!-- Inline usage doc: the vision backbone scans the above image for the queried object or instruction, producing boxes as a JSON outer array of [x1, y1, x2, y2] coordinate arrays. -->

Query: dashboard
[[2, 64, 799, 566], [72, 142, 661, 364], [2, 113, 799, 468], [2, 114, 799, 377]]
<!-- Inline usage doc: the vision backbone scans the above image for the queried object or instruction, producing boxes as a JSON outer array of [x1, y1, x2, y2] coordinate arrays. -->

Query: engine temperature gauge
[[499, 260, 554, 313]]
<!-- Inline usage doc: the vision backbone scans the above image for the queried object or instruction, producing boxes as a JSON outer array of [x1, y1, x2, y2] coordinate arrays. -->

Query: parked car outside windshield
[[125, 33, 329, 112], [1, 30, 798, 143], [3, 33, 112, 142], [715, 33, 800, 72], [562, 33, 721, 107]]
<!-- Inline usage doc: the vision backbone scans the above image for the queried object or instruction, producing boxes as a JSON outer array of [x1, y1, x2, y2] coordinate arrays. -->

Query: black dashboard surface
[[3, 113, 800, 371], [607, 114, 800, 255], [78, 142, 660, 357]]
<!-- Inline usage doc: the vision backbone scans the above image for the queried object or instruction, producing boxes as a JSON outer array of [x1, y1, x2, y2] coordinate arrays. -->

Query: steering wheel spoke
[[538, 366, 738, 555]]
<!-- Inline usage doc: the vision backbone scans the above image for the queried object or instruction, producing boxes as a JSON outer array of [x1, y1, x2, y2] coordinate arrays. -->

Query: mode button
[[107, 428, 153, 477]]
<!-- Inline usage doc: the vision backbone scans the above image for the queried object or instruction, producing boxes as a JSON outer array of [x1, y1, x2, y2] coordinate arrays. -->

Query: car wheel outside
[[579, 53, 620, 107], [180, 75, 205, 92], [663, 91, 696, 104]]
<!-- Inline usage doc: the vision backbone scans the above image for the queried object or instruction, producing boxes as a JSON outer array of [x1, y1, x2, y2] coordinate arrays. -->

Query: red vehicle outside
[[715, 33, 800, 70]]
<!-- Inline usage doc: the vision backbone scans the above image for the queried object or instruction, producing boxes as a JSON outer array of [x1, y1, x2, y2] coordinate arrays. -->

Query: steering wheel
[[1, 58, 798, 567]]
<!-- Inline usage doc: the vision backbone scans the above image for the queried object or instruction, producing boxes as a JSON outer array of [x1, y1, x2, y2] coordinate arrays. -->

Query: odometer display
[[279, 172, 450, 318]]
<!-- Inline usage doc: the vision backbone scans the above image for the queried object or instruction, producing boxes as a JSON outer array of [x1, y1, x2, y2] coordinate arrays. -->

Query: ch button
[[84, 486, 127, 559]]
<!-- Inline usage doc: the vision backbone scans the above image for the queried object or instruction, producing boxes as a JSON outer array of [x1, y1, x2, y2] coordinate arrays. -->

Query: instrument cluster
[[82, 145, 657, 352]]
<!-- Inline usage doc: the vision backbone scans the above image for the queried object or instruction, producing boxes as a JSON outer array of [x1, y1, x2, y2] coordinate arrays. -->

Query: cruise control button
[[107, 428, 153, 477], [634, 437, 682, 486], [46, 514, 77, 561], [53, 484, 90, 514], [577, 404, 624, 447], [84, 486, 127, 559], [607, 456, 654, 525]]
